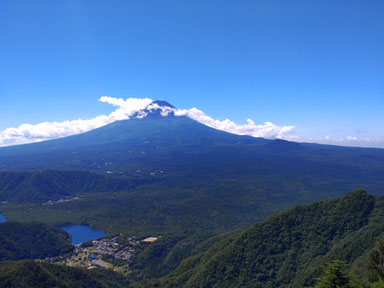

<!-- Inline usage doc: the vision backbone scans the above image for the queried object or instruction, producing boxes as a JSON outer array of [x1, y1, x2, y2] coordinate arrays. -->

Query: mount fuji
[[0, 100, 383, 212]]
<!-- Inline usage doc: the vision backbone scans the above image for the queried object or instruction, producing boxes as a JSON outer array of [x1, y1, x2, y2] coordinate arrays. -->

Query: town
[[46, 235, 159, 273], [42, 196, 81, 206]]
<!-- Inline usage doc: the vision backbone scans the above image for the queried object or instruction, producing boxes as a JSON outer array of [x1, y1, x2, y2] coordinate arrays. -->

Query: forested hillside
[[2, 191, 384, 287], [0, 260, 131, 288], [153, 189, 384, 287], [0, 222, 73, 260], [0, 170, 136, 203]]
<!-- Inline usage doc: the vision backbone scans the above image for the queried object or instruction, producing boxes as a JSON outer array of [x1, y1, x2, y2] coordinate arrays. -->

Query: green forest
[[3, 190, 384, 287], [151, 190, 384, 287], [0, 260, 131, 288], [0, 222, 73, 261], [0, 170, 137, 203]]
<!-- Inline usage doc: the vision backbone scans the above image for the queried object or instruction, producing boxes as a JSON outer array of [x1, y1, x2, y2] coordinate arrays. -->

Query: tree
[[369, 235, 384, 281], [314, 260, 361, 288]]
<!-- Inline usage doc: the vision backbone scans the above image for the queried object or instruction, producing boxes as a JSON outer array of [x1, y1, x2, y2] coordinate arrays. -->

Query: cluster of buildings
[[71, 235, 158, 266], [42, 196, 81, 206], [54, 235, 159, 271], [91, 236, 137, 260]]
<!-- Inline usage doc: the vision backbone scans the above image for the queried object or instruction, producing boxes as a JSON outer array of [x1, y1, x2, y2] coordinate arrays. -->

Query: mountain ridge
[[152, 189, 384, 287], [0, 170, 139, 203]]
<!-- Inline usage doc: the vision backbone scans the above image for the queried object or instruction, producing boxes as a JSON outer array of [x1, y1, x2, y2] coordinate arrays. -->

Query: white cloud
[[99, 96, 153, 121], [107, 101, 296, 138], [173, 107, 296, 138], [0, 97, 152, 147]]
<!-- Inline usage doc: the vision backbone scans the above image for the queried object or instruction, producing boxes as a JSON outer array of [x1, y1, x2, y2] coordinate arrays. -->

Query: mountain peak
[[151, 100, 175, 109], [133, 100, 176, 119]]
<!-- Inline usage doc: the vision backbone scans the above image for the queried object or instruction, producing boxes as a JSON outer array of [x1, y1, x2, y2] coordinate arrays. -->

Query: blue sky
[[1, 0, 383, 147]]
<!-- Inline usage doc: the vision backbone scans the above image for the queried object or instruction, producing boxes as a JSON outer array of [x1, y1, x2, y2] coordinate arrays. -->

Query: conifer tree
[[314, 261, 361, 288]]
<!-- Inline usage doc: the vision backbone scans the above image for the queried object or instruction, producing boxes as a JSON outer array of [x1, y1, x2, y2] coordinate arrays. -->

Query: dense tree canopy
[[152, 190, 384, 287], [0, 222, 73, 260]]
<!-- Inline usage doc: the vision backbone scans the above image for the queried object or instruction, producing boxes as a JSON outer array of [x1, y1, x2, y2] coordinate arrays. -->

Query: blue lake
[[60, 224, 105, 245]]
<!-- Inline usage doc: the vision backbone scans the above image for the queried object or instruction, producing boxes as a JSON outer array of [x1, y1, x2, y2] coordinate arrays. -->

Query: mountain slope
[[0, 260, 131, 288], [0, 170, 137, 203], [0, 112, 267, 173], [0, 104, 383, 201], [0, 222, 73, 261], [154, 189, 384, 288]]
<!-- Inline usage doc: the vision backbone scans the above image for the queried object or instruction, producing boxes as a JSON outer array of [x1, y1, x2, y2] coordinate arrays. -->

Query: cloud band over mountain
[[0, 97, 381, 148], [0, 97, 295, 147]]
